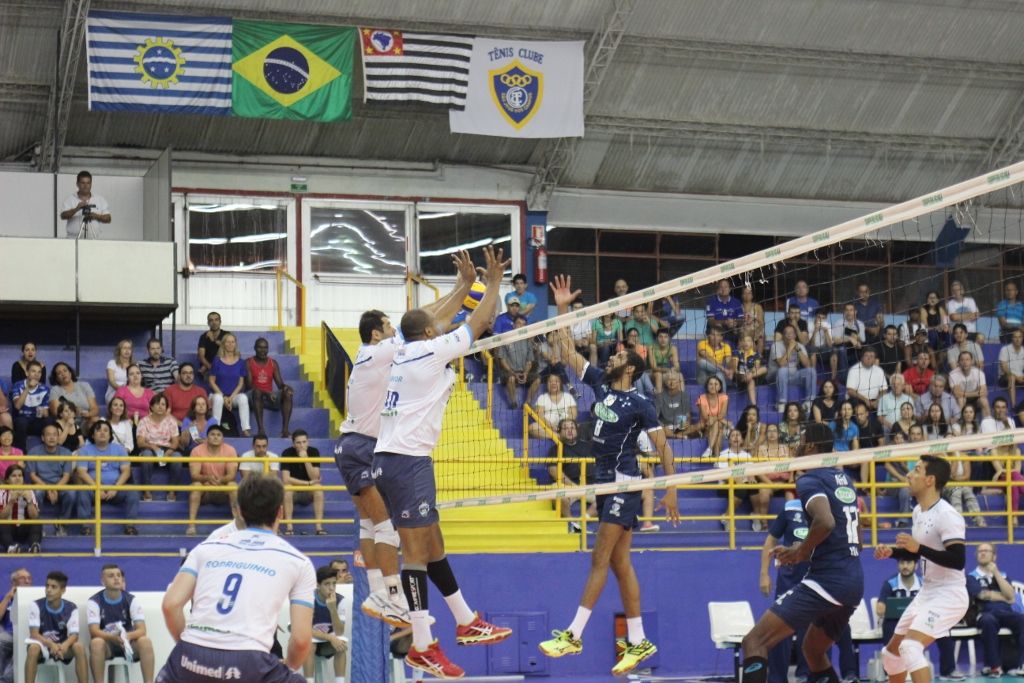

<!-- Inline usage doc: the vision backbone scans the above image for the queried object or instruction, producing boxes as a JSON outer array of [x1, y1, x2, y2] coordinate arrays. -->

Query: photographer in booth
[[60, 170, 111, 239]]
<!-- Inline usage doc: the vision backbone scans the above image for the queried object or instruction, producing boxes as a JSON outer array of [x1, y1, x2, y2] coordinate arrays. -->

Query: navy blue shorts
[[596, 491, 642, 530], [372, 453, 438, 529], [156, 641, 305, 683], [335, 432, 378, 495], [769, 581, 857, 642]]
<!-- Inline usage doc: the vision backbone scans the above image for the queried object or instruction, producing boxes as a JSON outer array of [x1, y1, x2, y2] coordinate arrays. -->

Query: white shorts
[[894, 584, 969, 639]]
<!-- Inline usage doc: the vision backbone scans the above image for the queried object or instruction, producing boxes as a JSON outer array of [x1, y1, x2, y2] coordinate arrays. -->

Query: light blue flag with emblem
[[86, 10, 233, 115], [449, 38, 584, 138]]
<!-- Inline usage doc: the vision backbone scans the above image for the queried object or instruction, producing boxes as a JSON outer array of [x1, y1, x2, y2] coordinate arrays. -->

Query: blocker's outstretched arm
[[550, 274, 586, 377]]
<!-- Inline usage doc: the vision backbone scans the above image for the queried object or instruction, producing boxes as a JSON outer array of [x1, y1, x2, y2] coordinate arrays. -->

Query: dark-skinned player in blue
[[740, 421, 864, 683], [539, 274, 680, 677]]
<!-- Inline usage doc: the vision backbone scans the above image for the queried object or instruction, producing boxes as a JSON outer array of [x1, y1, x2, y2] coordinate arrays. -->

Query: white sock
[[383, 574, 403, 603], [567, 606, 592, 640], [443, 589, 476, 626], [367, 568, 385, 594], [627, 616, 645, 644], [410, 610, 433, 650]]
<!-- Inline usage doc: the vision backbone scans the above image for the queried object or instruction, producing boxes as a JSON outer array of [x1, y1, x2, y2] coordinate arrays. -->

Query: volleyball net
[[431, 160, 1024, 519]]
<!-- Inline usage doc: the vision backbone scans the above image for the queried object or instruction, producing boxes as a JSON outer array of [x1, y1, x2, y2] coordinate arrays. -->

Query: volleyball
[[463, 281, 486, 311]]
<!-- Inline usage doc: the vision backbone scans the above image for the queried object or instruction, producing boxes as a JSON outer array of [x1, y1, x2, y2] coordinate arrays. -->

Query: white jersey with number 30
[[912, 498, 966, 588], [180, 528, 316, 652], [374, 325, 474, 457], [341, 337, 401, 438]]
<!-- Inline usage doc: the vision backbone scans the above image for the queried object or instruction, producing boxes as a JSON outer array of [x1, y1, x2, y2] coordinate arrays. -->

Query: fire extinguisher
[[534, 246, 548, 285]]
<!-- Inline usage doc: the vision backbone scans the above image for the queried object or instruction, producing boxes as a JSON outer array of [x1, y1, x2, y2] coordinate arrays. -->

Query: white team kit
[[179, 528, 317, 652], [894, 499, 969, 638], [341, 336, 401, 438]]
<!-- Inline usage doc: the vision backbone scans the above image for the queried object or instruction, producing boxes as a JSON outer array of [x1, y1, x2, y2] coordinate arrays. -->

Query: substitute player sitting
[[157, 475, 317, 683], [739, 422, 864, 683], [25, 571, 87, 683], [539, 274, 679, 677], [874, 456, 967, 683]]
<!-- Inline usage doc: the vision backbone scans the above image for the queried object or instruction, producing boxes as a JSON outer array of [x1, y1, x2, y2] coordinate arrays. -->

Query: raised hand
[[451, 249, 476, 285], [482, 245, 510, 286], [549, 274, 582, 312]]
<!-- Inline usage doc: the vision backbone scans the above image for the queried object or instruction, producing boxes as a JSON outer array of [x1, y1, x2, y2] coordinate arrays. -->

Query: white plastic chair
[[708, 601, 755, 680], [105, 656, 131, 683], [37, 659, 67, 683]]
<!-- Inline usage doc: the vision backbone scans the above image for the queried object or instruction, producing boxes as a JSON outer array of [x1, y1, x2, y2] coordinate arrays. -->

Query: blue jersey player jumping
[[539, 275, 679, 677], [741, 422, 864, 683]]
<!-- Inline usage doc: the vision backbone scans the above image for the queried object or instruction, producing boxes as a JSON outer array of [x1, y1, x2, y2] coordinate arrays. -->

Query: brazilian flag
[[232, 20, 355, 121]]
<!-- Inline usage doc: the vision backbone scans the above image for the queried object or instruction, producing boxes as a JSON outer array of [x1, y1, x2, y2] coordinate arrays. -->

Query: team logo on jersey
[[835, 486, 857, 504], [418, 502, 431, 517], [794, 527, 809, 539], [793, 512, 802, 522], [593, 402, 620, 423]]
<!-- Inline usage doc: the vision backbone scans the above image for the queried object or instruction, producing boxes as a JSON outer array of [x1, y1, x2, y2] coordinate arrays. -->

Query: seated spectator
[[946, 323, 984, 371], [811, 379, 840, 424], [853, 282, 884, 342], [568, 299, 593, 357], [697, 324, 732, 388], [886, 424, 925, 527], [75, 420, 138, 535], [757, 423, 794, 500], [54, 400, 84, 452], [239, 433, 280, 479], [247, 337, 294, 438], [85, 564, 154, 683], [898, 306, 927, 350], [209, 333, 251, 436], [281, 430, 326, 536], [496, 317, 536, 409], [772, 303, 809, 345], [0, 428, 23, 480], [715, 429, 769, 531], [11, 341, 45, 386], [947, 279, 985, 344], [25, 423, 77, 537], [697, 376, 729, 457], [830, 303, 865, 379], [0, 466, 40, 553], [830, 400, 862, 480], [655, 371, 695, 438], [530, 331, 570, 403], [505, 273, 537, 318], [769, 324, 816, 414], [915, 374, 961, 422], [135, 394, 182, 502], [305, 566, 349, 683], [180, 395, 217, 456], [785, 279, 819, 322], [547, 419, 593, 511], [949, 350, 991, 418], [706, 279, 743, 345], [590, 313, 622, 367], [997, 281, 1024, 344], [778, 402, 805, 449], [493, 298, 523, 335], [846, 347, 888, 411], [737, 405, 766, 454], [186, 424, 238, 536], [876, 556, 923, 642], [806, 307, 832, 374], [649, 328, 680, 394], [138, 338, 178, 393], [48, 363, 99, 426], [903, 349, 935, 396], [612, 279, 631, 320], [904, 329, 937, 378], [739, 285, 765, 355], [626, 304, 661, 349], [951, 402, 980, 439], [921, 290, 951, 351], [983, 398, 1023, 516], [25, 570, 89, 683], [104, 339, 133, 404], [967, 544, 1024, 676], [854, 402, 884, 449], [106, 397, 134, 455], [732, 331, 766, 406], [878, 373, 915, 432], [876, 325, 903, 376], [921, 403, 950, 441], [618, 327, 649, 361], [659, 295, 686, 337], [530, 375, 577, 439], [197, 310, 229, 378], [163, 362, 207, 424], [946, 420, 984, 527], [11, 361, 49, 452], [889, 402, 917, 442], [999, 329, 1024, 407], [112, 364, 154, 423]]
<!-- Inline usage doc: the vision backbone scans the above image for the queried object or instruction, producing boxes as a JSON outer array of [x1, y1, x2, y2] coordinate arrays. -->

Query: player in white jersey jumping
[[337, 251, 478, 628], [373, 246, 513, 679], [158, 474, 317, 683], [875, 455, 968, 683]]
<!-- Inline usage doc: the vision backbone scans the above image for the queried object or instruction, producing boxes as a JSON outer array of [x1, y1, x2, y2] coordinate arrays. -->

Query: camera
[[82, 203, 95, 221]]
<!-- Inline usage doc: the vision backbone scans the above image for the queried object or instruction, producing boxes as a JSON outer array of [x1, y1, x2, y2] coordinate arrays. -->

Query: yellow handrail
[[482, 349, 494, 426], [405, 271, 440, 308], [524, 403, 565, 517], [275, 267, 307, 354]]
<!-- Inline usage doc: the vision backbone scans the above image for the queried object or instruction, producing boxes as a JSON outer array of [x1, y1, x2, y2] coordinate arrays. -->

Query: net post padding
[[469, 160, 1024, 353], [436, 428, 1024, 509]]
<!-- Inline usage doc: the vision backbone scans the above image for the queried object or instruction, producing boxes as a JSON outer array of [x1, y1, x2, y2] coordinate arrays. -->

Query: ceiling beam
[[39, 0, 89, 172]]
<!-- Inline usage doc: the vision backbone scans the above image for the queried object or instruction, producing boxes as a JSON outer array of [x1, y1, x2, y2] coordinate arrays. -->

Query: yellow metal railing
[[405, 271, 440, 309], [275, 266, 307, 354], [481, 349, 494, 426]]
